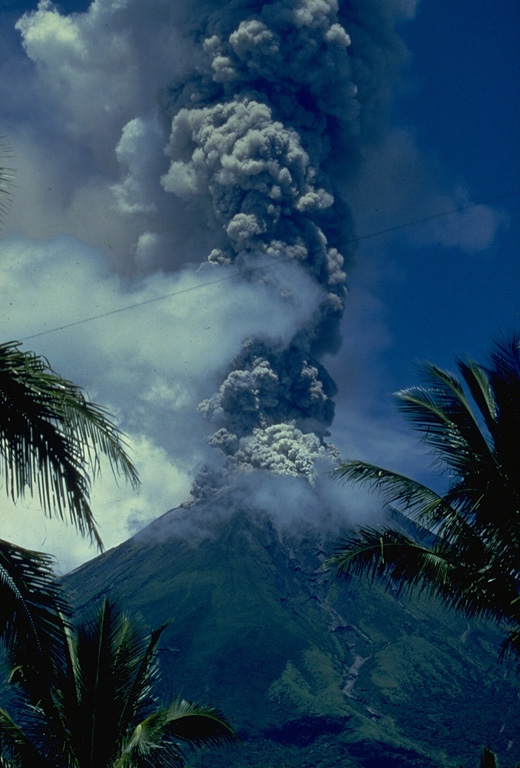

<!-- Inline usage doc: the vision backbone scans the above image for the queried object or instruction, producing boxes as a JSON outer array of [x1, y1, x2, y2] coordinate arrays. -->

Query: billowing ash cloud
[[113, 0, 413, 490]]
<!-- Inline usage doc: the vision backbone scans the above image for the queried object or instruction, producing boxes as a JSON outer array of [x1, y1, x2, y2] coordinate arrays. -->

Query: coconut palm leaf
[[331, 332, 520, 662], [332, 461, 443, 514], [457, 358, 498, 438], [0, 599, 237, 768], [0, 341, 139, 674], [397, 363, 495, 476], [331, 527, 469, 615], [114, 710, 170, 768], [0, 342, 139, 549], [331, 527, 449, 585], [0, 539, 69, 678], [161, 699, 238, 749], [0, 709, 47, 768], [50, 600, 159, 767], [332, 461, 475, 547], [501, 625, 520, 662], [116, 619, 171, 737], [332, 525, 519, 626], [116, 700, 238, 768]]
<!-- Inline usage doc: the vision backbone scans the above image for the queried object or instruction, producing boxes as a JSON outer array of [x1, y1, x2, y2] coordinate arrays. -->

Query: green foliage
[[0, 599, 237, 768], [331, 332, 520, 661], [0, 340, 139, 669], [0, 539, 70, 688], [0, 341, 139, 546], [63, 509, 520, 768]]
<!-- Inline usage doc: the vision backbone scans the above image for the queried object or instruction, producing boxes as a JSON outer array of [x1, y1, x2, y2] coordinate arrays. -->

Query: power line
[[22, 273, 237, 341], [343, 189, 520, 244], [20, 260, 295, 342], [19, 188, 520, 343]]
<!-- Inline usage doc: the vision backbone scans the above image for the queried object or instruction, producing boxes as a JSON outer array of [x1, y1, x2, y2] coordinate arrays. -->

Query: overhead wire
[[18, 188, 520, 343]]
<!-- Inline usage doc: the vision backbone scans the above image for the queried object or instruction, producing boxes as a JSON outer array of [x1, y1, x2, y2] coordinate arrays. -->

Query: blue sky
[[349, 0, 520, 374], [388, 0, 520, 372], [0, 0, 519, 570]]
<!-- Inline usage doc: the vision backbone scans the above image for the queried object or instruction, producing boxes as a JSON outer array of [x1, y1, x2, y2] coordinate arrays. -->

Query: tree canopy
[[0, 599, 238, 768]]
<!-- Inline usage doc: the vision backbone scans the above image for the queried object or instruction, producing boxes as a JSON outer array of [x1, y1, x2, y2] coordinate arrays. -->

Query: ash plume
[[148, 0, 411, 490]]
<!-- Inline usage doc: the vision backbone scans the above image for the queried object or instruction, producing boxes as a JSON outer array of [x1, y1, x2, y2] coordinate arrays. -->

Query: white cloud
[[0, 232, 326, 569], [111, 117, 165, 215], [13, 0, 190, 148], [0, 435, 191, 575]]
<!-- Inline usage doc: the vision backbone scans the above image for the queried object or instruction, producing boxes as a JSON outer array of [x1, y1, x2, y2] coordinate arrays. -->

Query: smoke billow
[[0, 0, 420, 563], [138, 0, 411, 491]]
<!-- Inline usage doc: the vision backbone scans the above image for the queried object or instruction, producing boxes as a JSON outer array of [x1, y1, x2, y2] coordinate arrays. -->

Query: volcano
[[63, 492, 520, 768]]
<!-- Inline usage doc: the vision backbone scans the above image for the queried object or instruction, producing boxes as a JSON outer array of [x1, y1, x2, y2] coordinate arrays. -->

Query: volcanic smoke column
[[160, 0, 362, 485]]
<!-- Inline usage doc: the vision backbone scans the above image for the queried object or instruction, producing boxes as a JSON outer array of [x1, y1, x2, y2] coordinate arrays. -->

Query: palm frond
[[330, 527, 452, 592], [332, 332, 520, 663], [0, 538, 69, 676], [0, 342, 139, 548], [457, 358, 498, 438], [332, 460, 463, 539], [499, 622, 520, 665], [0, 596, 237, 768], [396, 362, 494, 476], [332, 460, 442, 516], [117, 615, 171, 734], [115, 710, 181, 768], [116, 701, 238, 768], [330, 527, 518, 626], [485, 333, 520, 475], [162, 698, 238, 749], [70, 600, 144, 766], [0, 709, 46, 768], [51, 600, 166, 767]]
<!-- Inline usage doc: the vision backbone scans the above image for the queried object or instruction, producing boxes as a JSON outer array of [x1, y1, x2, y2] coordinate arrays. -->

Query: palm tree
[[0, 599, 238, 767], [0, 340, 139, 671], [330, 332, 520, 660]]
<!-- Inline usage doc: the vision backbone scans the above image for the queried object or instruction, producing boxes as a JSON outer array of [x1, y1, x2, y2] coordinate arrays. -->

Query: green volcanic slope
[[64, 497, 520, 768]]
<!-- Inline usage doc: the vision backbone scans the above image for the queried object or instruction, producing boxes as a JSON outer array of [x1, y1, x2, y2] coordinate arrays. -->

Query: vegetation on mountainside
[[63, 509, 520, 768]]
